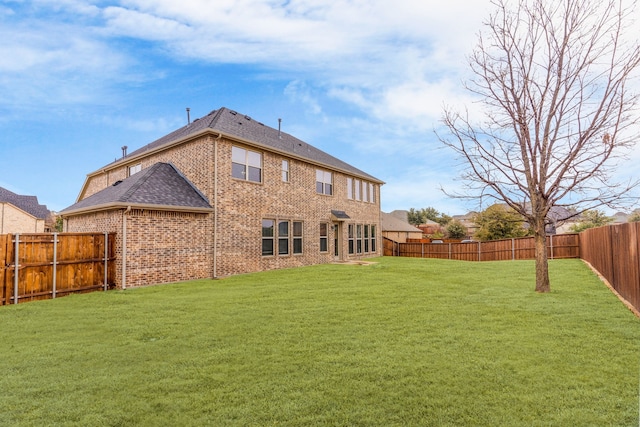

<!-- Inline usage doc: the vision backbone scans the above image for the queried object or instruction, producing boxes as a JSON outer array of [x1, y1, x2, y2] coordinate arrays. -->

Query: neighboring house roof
[[97, 107, 382, 184], [61, 163, 213, 216], [380, 212, 423, 233], [0, 186, 50, 219]]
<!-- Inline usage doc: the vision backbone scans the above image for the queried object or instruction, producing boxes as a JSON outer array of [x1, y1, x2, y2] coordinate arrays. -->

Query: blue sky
[[3, 0, 637, 216]]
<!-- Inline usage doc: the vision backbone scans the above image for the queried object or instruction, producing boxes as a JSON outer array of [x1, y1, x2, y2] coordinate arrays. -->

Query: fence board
[[0, 234, 8, 305], [1, 233, 116, 306]]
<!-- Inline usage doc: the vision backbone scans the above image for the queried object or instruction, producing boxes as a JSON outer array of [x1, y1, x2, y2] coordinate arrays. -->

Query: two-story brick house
[[61, 107, 383, 287]]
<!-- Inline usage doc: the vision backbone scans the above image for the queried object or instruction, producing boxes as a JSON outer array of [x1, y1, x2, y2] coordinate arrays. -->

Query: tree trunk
[[534, 227, 550, 293]]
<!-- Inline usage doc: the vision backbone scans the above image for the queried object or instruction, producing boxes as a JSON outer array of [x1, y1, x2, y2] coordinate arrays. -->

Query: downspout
[[213, 133, 221, 278], [122, 205, 131, 289]]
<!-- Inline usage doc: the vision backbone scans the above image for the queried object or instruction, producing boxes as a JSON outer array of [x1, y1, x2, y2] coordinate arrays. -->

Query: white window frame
[[232, 146, 262, 183]]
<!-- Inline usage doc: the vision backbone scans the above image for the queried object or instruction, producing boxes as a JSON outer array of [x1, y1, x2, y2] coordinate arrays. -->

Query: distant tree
[[439, 0, 640, 292], [407, 208, 425, 226], [446, 220, 468, 239], [570, 210, 613, 232], [473, 205, 529, 241], [55, 216, 63, 232], [407, 207, 452, 226], [628, 210, 640, 223]]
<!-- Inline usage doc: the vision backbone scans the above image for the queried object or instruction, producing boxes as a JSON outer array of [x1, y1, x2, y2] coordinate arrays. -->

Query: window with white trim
[[282, 160, 290, 182], [128, 163, 142, 176], [316, 170, 333, 195], [347, 177, 353, 199], [232, 146, 262, 182]]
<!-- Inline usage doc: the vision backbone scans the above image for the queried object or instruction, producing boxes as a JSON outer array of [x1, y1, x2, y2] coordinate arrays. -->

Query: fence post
[[52, 233, 58, 298], [512, 238, 515, 260], [421, 243, 424, 258], [550, 235, 554, 260], [13, 233, 19, 304], [478, 241, 481, 261], [448, 243, 452, 260], [104, 232, 108, 291]]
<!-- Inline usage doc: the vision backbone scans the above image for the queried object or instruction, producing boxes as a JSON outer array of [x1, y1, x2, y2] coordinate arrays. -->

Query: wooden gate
[[1, 233, 116, 305]]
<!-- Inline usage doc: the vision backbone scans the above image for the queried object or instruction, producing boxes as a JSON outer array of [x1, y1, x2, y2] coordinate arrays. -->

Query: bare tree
[[440, 0, 640, 292]]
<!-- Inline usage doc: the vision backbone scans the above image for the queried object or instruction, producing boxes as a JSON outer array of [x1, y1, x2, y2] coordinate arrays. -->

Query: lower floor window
[[262, 219, 275, 256], [348, 223, 377, 255], [320, 223, 328, 252], [263, 219, 304, 257]]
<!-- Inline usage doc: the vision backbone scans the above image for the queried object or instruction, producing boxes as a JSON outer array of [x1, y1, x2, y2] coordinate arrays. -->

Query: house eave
[[60, 202, 214, 217]]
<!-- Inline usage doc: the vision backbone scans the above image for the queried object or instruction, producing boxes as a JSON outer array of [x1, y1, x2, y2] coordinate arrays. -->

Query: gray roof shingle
[[62, 163, 211, 214], [111, 107, 382, 183], [0, 187, 50, 219]]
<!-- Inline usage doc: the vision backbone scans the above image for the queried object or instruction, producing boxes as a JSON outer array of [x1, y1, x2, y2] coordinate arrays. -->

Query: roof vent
[[244, 115, 251, 121], [230, 110, 237, 115], [121, 146, 127, 158], [112, 180, 123, 187], [186, 107, 191, 125]]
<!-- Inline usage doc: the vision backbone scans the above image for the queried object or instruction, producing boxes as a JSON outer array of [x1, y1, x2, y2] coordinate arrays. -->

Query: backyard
[[0, 257, 638, 426]]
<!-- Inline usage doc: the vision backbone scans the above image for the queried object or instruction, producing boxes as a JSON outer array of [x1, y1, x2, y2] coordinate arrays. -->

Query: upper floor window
[[316, 170, 333, 195], [355, 179, 361, 201], [369, 183, 376, 203], [347, 177, 353, 199], [232, 146, 262, 183], [128, 163, 142, 176], [282, 160, 290, 182]]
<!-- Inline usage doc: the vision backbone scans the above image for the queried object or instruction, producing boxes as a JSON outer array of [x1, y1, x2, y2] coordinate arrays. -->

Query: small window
[[128, 163, 142, 176], [282, 160, 290, 182], [293, 221, 303, 254], [316, 170, 333, 195], [278, 220, 290, 255], [364, 225, 370, 253], [232, 146, 262, 183], [320, 223, 328, 252], [356, 224, 363, 254], [262, 219, 275, 256], [355, 179, 361, 201], [347, 177, 353, 199], [369, 183, 375, 203], [371, 225, 377, 252], [363, 183, 369, 203], [348, 224, 355, 254]]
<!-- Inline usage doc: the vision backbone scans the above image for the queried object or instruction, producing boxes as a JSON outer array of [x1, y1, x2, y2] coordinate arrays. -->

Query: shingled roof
[[62, 163, 212, 215], [103, 107, 382, 183], [0, 186, 50, 219]]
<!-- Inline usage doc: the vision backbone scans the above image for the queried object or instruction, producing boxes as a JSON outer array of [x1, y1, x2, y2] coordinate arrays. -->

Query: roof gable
[[62, 163, 212, 215], [107, 107, 382, 183], [0, 187, 50, 219]]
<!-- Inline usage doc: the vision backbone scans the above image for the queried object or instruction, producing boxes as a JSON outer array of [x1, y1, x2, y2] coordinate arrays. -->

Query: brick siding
[[67, 134, 381, 286]]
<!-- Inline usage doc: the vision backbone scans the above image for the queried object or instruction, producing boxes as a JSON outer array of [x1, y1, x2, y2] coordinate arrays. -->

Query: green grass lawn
[[1, 257, 639, 426]]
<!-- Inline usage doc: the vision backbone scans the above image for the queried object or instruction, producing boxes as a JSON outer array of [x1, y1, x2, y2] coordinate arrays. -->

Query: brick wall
[[72, 133, 382, 283]]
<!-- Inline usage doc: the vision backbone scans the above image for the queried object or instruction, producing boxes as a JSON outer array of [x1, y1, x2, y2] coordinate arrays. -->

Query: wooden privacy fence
[[580, 222, 640, 314], [383, 234, 580, 261], [1, 233, 116, 305]]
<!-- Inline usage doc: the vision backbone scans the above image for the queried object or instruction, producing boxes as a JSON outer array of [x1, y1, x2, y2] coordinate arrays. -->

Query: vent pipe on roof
[[278, 118, 282, 139], [186, 108, 191, 125], [121, 146, 128, 158]]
